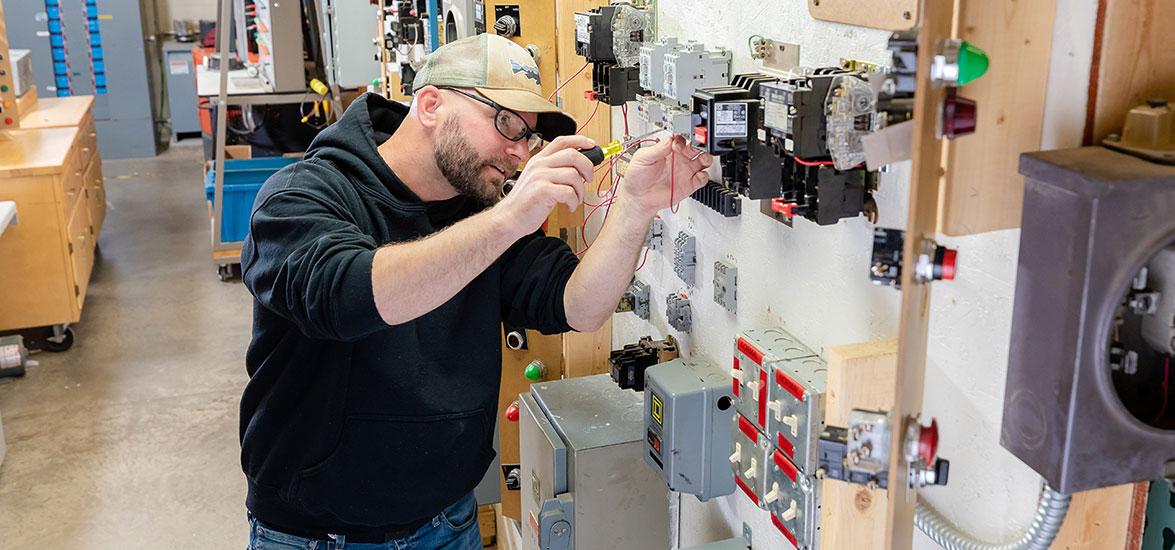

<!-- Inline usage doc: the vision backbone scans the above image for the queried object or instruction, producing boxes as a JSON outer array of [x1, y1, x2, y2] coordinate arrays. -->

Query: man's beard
[[433, 115, 513, 207]]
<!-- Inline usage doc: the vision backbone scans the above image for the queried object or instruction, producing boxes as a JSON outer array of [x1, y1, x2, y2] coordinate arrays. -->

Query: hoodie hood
[[303, 93, 427, 208]]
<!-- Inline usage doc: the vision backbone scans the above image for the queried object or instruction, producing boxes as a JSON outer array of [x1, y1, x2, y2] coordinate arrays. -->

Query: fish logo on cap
[[510, 59, 541, 85]]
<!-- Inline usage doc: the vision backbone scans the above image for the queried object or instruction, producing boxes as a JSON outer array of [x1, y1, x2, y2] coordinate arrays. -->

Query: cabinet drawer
[[79, 116, 98, 167], [62, 163, 85, 215], [84, 154, 106, 235], [0, 174, 59, 206], [66, 195, 95, 311], [0, 202, 77, 331]]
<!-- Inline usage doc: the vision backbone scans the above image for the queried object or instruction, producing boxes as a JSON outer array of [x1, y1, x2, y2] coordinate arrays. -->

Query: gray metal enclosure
[[1002, 147, 1175, 494], [3, 0, 162, 158]]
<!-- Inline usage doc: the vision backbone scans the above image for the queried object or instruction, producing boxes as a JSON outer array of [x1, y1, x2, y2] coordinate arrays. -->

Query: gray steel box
[[317, 0, 380, 89], [518, 375, 671, 550], [644, 357, 736, 501], [1002, 147, 1175, 493]]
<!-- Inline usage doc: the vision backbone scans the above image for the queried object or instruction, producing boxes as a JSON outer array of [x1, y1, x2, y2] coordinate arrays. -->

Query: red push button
[[505, 402, 520, 422], [918, 418, 939, 466], [940, 249, 958, 280], [693, 126, 708, 146]]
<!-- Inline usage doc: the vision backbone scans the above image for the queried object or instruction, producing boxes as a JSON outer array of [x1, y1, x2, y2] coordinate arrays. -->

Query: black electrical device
[[574, 4, 648, 106], [608, 336, 678, 392], [869, 228, 904, 288], [880, 30, 918, 125]]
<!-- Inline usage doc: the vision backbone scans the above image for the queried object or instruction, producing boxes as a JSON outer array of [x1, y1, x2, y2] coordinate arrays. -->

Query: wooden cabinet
[[0, 125, 97, 331], [20, 96, 106, 237]]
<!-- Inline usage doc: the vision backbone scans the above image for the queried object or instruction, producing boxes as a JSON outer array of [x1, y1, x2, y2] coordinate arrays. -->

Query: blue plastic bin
[[204, 157, 299, 243]]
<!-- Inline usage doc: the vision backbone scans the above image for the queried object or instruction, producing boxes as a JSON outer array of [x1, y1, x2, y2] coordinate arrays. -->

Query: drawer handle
[[67, 190, 77, 198], [75, 171, 83, 177], [83, 147, 92, 153], [89, 132, 97, 138]]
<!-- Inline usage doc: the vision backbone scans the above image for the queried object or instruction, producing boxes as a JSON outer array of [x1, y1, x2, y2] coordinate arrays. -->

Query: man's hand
[[620, 135, 713, 216], [493, 135, 596, 240]]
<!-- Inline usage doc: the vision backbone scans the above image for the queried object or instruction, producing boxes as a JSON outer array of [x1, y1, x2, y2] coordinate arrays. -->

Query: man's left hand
[[619, 135, 714, 216]]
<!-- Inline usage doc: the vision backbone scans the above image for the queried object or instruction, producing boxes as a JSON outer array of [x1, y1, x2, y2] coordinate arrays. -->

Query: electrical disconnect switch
[[673, 232, 697, 286], [666, 293, 693, 333], [713, 261, 737, 314], [817, 410, 950, 491], [644, 357, 736, 501], [767, 449, 820, 549], [731, 414, 772, 506]]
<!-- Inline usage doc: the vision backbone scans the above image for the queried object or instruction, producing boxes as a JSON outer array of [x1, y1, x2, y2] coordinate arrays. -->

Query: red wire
[[791, 156, 837, 167], [670, 144, 680, 214], [547, 61, 591, 102], [635, 247, 651, 271], [621, 104, 630, 136], [577, 99, 600, 133], [1153, 356, 1170, 424]]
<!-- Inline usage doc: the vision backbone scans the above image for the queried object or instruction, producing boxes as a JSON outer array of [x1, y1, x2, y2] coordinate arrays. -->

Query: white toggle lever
[[747, 380, 761, 401], [767, 400, 783, 421], [743, 457, 757, 480], [729, 442, 742, 464], [731, 369, 744, 382], [782, 414, 799, 437], [765, 482, 781, 504], [780, 500, 797, 521]]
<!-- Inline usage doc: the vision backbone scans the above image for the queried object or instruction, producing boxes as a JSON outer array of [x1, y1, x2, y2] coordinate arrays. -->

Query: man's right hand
[[494, 135, 596, 240]]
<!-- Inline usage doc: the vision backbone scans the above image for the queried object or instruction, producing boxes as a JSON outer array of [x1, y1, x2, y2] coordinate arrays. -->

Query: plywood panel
[[0, 201, 76, 331], [1087, 0, 1175, 144], [940, 0, 1058, 236], [820, 341, 898, 550], [888, 0, 956, 545], [807, 0, 918, 31], [1051, 483, 1139, 549], [19, 96, 94, 129]]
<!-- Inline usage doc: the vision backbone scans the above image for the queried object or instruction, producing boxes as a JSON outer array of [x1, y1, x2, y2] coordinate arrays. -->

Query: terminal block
[[644, 357, 736, 501], [616, 279, 652, 320], [691, 181, 742, 217], [766, 449, 820, 549], [645, 218, 664, 251], [673, 232, 697, 286], [666, 293, 693, 333], [609, 335, 679, 391], [713, 261, 737, 313]]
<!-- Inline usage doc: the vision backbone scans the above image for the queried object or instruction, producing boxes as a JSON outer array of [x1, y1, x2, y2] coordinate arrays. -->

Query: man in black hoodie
[[239, 34, 712, 549]]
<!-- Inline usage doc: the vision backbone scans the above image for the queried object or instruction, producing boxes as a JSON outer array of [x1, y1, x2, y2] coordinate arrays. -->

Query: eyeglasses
[[440, 87, 544, 150]]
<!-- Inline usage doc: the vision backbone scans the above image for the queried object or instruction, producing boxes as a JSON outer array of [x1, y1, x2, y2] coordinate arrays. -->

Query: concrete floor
[[0, 141, 253, 548]]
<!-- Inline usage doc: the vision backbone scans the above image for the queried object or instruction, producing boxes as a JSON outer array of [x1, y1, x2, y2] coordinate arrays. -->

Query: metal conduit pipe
[[914, 482, 1070, 550]]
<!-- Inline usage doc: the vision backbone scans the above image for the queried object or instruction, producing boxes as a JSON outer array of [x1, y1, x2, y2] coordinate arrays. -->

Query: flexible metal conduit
[[914, 482, 1070, 550]]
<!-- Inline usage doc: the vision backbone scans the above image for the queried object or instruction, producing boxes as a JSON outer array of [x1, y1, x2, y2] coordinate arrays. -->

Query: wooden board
[[0, 1, 19, 130], [497, 327, 564, 520], [820, 341, 898, 550], [478, 503, 497, 547], [554, 0, 614, 379], [1086, 0, 1175, 144], [494, 503, 523, 550], [19, 96, 95, 130], [487, 0, 558, 100], [1050, 483, 1140, 549], [15, 87, 37, 119], [939, 0, 1058, 236], [887, 0, 956, 546], [807, 0, 919, 32]]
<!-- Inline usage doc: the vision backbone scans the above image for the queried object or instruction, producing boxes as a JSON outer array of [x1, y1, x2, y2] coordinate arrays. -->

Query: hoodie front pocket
[[293, 411, 491, 528]]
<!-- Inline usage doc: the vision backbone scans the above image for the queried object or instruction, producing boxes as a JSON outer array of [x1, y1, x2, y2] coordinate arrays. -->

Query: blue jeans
[[248, 492, 481, 550]]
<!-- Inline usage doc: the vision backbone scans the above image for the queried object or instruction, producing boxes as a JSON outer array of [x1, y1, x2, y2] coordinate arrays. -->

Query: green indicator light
[[956, 41, 990, 86], [0, 85, 8, 92], [524, 360, 545, 381]]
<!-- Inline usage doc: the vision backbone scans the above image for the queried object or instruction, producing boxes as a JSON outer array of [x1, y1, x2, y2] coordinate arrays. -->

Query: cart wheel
[[44, 327, 75, 353], [217, 264, 234, 282]]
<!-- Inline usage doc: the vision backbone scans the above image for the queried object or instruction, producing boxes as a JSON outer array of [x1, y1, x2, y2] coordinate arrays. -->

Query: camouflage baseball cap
[[413, 34, 578, 141]]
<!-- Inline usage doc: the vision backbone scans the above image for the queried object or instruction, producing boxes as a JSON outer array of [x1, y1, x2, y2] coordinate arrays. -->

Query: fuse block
[[609, 335, 679, 391]]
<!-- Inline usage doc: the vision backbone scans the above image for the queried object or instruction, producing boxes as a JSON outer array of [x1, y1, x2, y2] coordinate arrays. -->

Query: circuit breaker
[[574, 2, 650, 105], [713, 261, 737, 313], [666, 293, 693, 333], [644, 357, 736, 501], [616, 279, 651, 320], [673, 231, 697, 286]]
